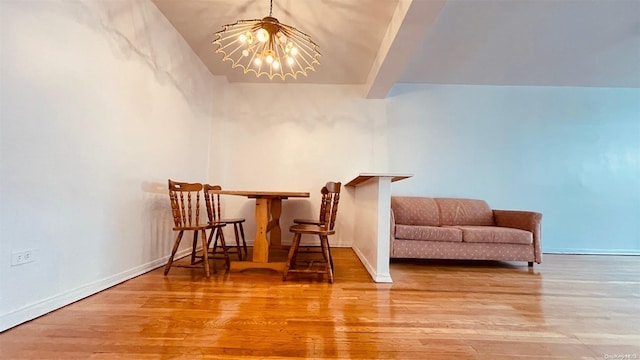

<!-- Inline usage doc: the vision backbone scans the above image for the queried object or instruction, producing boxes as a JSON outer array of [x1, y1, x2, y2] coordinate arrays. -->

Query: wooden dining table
[[209, 190, 310, 272]]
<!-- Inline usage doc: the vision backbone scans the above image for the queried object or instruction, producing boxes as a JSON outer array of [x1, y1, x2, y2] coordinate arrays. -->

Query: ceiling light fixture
[[212, 0, 320, 80]]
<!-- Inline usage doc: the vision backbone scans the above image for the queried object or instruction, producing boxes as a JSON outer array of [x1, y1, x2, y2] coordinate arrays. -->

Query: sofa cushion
[[454, 226, 533, 245], [395, 225, 462, 242], [391, 196, 440, 226], [435, 198, 495, 226]]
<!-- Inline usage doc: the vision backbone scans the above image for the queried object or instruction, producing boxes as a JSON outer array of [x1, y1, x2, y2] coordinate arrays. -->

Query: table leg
[[230, 197, 286, 273], [252, 198, 269, 263], [269, 198, 282, 247]]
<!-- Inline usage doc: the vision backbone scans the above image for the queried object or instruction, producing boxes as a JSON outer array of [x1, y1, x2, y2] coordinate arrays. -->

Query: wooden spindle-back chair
[[283, 181, 341, 283], [165, 179, 227, 277], [204, 184, 247, 261]]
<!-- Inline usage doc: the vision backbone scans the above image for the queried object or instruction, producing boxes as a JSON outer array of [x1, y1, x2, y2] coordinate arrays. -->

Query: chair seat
[[176, 223, 223, 231], [289, 224, 335, 236], [219, 217, 245, 224], [293, 218, 322, 225]]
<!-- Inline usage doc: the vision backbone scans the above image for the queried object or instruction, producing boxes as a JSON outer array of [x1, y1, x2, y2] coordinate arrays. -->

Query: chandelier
[[212, 0, 320, 80]]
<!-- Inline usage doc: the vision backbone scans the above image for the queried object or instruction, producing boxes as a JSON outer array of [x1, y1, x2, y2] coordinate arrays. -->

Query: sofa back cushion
[[391, 196, 440, 226], [435, 198, 495, 226]]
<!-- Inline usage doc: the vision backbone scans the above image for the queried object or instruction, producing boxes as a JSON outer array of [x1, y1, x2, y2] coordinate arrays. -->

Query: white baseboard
[[0, 248, 192, 333], [544, 249, 640, 255], [351, 246, 392, 283]]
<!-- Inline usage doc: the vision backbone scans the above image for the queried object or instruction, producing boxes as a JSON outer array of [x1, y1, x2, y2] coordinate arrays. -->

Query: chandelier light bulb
[[265, 54, 274, 64], [254, 57, 262, 66], [242, 49, 250, 57], [256, 28, 269, 43], [273, 60, 280, 69], [286, 56, 294, 65], [277, 32, 287, 44], [290, 47, 298, 56], [239, 34, 247, 43]]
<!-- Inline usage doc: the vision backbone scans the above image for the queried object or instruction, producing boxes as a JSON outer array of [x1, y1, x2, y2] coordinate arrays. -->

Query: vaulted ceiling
[[153, 0, 640, 98]]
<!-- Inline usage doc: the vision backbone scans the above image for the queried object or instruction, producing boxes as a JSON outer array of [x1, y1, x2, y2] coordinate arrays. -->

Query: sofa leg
[[528, 262, 534, 267]]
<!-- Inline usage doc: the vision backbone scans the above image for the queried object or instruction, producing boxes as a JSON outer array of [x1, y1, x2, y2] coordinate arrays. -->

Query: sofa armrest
[[390, 208, 396, 240], [389, 208, 398, 257], [493, 210, 541, 232], [493, 210, 543, 263]]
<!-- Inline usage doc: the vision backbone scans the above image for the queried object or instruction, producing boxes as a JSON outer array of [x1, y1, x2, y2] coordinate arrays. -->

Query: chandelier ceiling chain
[[212, 0, 321, 80]]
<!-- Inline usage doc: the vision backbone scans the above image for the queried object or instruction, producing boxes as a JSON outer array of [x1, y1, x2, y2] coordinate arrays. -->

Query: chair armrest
[[493, 209, 543, 263]]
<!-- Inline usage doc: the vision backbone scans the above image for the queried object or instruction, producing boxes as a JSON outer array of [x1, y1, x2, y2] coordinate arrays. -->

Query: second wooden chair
[[204, 184, 248, 261], [283, 181, 341, 283]]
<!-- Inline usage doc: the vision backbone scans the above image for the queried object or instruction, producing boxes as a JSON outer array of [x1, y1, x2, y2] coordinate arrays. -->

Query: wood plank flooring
[[0, 248, 638, 359]]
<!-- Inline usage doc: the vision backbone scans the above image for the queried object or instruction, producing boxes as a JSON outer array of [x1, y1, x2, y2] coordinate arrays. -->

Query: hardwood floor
[[1, 248, 638, 359]]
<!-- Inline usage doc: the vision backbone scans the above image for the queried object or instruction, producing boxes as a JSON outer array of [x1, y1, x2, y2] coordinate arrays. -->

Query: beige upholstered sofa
[[390, 197, 542, 266]]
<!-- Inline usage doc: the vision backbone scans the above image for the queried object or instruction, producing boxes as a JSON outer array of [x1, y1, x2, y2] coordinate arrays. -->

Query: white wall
[[387, 84, 640, 254], [209, 83, 388, 248], [209, 82, 640, 255], [0, 0, 215, 331]]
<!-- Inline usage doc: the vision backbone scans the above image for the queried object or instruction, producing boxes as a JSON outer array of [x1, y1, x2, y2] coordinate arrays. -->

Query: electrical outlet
[[11, 250, 34, 266]]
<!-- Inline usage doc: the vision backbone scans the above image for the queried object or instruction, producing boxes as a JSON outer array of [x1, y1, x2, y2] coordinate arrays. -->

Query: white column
[[347, 173, 412, 282]]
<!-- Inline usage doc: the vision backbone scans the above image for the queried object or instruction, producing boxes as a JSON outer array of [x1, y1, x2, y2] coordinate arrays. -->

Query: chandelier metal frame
[[212, 0, 321, 80]]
